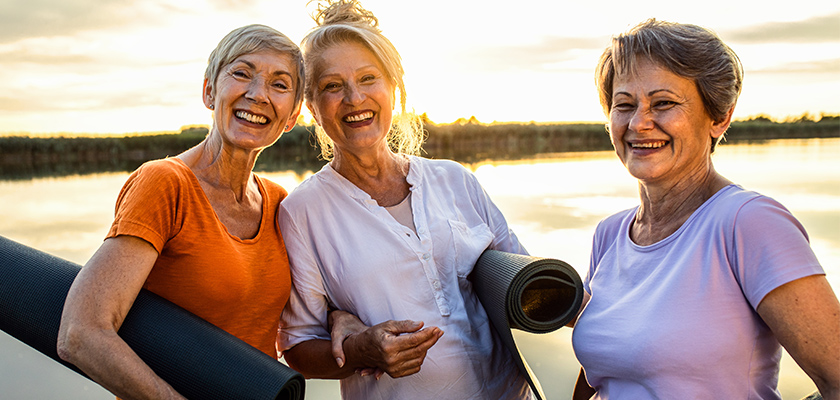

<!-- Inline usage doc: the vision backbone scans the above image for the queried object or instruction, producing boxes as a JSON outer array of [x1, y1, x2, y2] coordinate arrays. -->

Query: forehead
[[229, 50, 297, 77], [613, 58, 696, 94], [313, 41, 384, 77]]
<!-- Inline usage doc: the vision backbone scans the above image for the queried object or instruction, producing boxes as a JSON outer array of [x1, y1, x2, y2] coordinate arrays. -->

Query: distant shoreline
[[1, 117, 838, 180]]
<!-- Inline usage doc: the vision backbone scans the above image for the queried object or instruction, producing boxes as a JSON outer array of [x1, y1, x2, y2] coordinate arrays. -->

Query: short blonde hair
[[302, 0, 423, 160], [596, 19, 743, 151], [205, 24, 305, 111]]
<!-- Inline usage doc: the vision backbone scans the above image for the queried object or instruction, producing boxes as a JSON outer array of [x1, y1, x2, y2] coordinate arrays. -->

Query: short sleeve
[[107, 160, 183, 252], [276, 204, 331, 352], [730, 196, 824, 309]]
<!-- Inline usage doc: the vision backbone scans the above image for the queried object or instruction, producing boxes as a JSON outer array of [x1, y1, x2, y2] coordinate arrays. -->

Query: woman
[[277, 1, 533, 398], [571, 19, 840, 399], [57, 24, 303, 400]]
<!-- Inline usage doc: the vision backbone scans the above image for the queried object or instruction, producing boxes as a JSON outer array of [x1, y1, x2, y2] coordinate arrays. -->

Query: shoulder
[[412, 156, 472, 177], [130, 158, 191, 185], [121, 158, 191, 196], [254, 174, 288, 202], [703, 185, 796, 230], [594, 207, 635, 242], [409, 156, 480, 191], [281, 167, 334, 213]]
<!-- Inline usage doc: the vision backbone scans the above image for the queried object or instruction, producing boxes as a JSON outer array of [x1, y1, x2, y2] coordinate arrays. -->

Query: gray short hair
[[205, 24, 304, 111], [596, 19, 743, 151], [302, 0, 423, 160]]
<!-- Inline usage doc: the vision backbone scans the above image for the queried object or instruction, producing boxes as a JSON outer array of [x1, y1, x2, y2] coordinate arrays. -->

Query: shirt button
[[422, 253, 431, 260], [433, 281, 441, 289]]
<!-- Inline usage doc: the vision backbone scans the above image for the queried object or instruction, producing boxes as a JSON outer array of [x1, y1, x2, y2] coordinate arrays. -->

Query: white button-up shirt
[[278, 156, 532, 400]]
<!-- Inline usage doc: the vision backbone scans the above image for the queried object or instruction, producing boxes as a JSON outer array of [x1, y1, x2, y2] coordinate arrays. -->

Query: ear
[[711, 106, 735, 139], [203, 78, 214, 110], [306, 101, 320, 126]]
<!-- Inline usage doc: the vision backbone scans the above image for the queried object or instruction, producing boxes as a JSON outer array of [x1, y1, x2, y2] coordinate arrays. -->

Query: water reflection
[[0, 138, 836, 399]]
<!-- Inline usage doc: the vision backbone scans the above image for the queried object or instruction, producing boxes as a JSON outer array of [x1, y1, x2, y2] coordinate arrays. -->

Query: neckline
[[166, 157, 267, 243], [626, 183, 737, 250], [322, 155, 418, 204]]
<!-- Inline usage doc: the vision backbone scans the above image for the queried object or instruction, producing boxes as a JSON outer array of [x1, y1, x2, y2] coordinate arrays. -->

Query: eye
[[612, 102, 634, 111], [272, 81, 290, 91], [653, 100, 677, 110], [360, 74, 376, 83], [323, 82, 341, 91]]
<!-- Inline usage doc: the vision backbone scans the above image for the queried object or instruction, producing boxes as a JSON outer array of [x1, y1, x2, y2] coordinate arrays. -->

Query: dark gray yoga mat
[[0, 235, 304, 400], [471, 249, 584, 400]]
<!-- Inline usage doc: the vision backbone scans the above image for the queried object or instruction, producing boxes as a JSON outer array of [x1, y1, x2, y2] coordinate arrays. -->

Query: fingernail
[[336, 357, 344, 368]]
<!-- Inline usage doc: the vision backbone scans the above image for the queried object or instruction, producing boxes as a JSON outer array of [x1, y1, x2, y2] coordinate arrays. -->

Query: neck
[[331, 147, 410, 207], [632, 163, 730, 245], [180, 131, 259, 202]]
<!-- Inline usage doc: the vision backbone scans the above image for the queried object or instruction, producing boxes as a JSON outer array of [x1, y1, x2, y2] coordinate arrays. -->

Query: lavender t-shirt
[[572, 184, 824, 399]]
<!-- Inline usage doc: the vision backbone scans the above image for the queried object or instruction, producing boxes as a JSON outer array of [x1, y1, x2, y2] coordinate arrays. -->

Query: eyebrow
[[233, 60, 293, 78], [614, 89, 678, 98]]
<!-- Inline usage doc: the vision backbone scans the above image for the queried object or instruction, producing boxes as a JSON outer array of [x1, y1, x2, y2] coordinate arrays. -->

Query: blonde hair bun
[[314, 0, 379, 31]]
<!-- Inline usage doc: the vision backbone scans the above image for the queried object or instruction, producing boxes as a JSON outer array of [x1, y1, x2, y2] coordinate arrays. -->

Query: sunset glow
[[0, 0, 837, 134]]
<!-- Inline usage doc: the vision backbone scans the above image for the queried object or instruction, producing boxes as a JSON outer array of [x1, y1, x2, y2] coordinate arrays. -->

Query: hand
[[328, 309, 385, 379], [347, 319, 443, 379]]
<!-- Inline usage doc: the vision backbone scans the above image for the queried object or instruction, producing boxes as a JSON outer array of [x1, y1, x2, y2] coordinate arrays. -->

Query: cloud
[[749, 58, 840, 74], [458, 35, 609, 72], [0, 0, 191, 44], [724, 13, 840, 44]]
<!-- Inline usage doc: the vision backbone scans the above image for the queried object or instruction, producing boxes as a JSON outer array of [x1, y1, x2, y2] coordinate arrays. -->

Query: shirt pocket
[[447, 219, 495, 278]]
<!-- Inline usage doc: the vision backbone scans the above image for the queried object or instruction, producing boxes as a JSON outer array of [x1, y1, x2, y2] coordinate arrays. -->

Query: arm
[[757, 275, 840, 399], [57, 236, 186, 400], [284, 318, 444, 380]]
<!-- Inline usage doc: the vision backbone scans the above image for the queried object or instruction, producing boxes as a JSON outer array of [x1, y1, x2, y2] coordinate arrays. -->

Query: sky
[[0, 0, 838, 135]]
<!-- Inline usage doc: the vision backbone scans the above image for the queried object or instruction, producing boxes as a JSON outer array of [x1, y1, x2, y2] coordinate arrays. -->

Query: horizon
[[2, 111, 838, 138], [1, 0, 838, 135]]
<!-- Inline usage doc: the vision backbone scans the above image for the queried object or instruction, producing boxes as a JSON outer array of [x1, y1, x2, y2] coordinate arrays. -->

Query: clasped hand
[[329, 310, 444, 379]]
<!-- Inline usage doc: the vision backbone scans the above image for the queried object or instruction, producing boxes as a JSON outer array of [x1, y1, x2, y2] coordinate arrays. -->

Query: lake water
[[1, 138, 837, 399]]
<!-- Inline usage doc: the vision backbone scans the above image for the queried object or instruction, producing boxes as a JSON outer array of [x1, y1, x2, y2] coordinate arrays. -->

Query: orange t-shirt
[[107, 157, 291, 357]]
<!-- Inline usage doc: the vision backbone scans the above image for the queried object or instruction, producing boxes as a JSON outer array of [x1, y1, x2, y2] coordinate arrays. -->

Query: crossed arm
[[283, 310, 444, 380]]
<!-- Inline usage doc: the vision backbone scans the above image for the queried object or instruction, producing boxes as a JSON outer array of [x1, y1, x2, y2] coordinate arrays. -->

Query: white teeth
[[344, 111, 373, 123], [235, 110, 268, 125], [631, 141, 667, 149]]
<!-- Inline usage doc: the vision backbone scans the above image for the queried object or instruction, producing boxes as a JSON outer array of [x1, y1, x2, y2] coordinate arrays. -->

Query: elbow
[[283, 350, 313, 379], [56, 321, 83, 364]]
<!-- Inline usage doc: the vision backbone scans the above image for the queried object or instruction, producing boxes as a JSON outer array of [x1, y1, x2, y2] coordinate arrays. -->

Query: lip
[[234, 109, 272, 126], [342, 110, 375, 128], [627, 139, 669, 153]]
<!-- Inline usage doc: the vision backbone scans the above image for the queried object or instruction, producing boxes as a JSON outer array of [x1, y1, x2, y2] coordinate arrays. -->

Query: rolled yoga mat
[[0, 235, 304, 400], [471, 249, 584, 400]]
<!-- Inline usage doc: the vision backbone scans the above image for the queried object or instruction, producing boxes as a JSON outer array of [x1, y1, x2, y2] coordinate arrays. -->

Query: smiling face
[[204, 49, 301, 151], [608, 59, 730, 187], [307, 41, 395, 158]]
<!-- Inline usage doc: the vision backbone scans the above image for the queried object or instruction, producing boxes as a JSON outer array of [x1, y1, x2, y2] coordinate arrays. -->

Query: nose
[[343, 83, 364, 105], [245, 79, 269, 104], [628, 105, 654, 132]]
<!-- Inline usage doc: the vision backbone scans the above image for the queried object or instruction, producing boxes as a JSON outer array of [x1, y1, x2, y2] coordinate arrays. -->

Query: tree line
[[0, 115, 837, 180]]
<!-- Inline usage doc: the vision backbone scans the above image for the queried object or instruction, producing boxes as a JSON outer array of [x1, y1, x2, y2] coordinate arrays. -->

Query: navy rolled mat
[[471, 250, 584, 400], [0, 235, 304, 400]]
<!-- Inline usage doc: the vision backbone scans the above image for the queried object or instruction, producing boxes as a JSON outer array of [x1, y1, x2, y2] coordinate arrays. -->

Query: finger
[[389, 326, 443, 350], [381, 319, 424, 335], [331, 333, 348, 368]]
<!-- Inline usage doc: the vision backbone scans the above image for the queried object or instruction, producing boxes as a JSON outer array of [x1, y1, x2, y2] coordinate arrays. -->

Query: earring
[[209, 104, 214, 110], [285, 125, 289, 130]]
